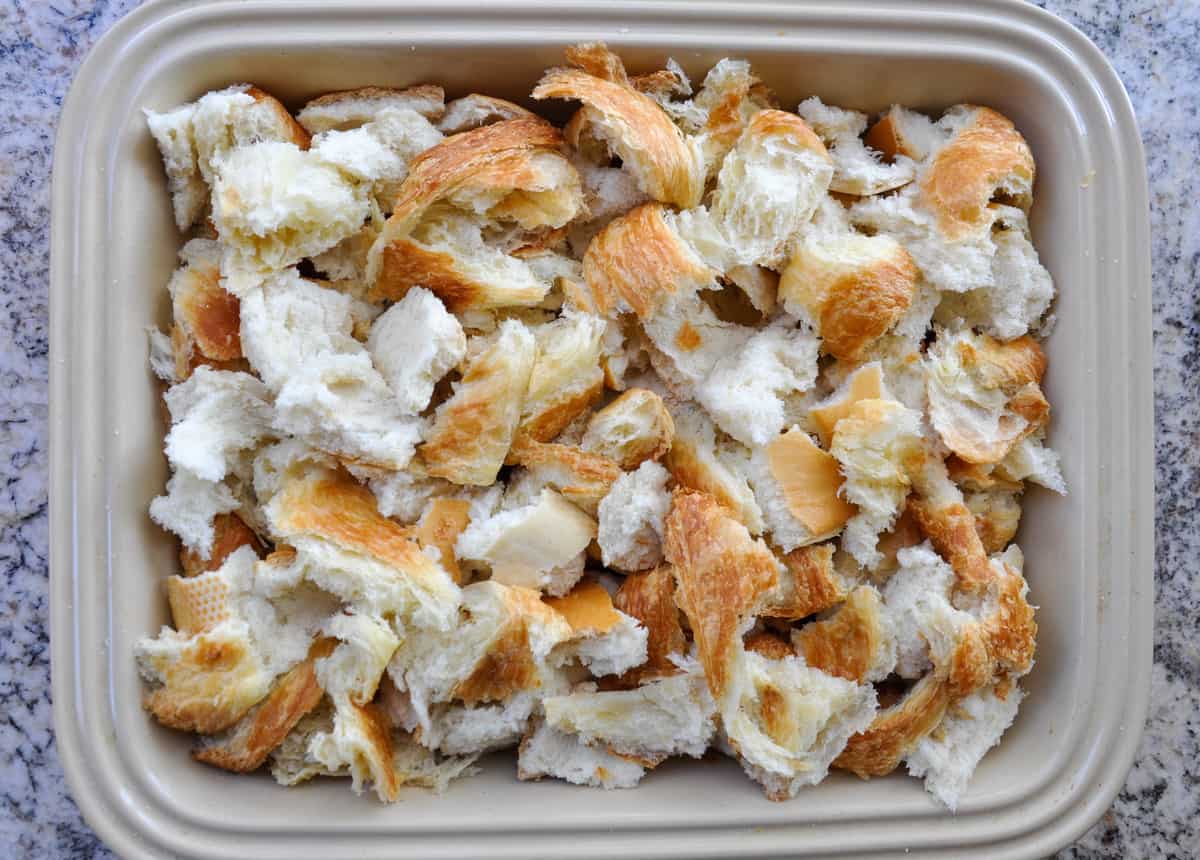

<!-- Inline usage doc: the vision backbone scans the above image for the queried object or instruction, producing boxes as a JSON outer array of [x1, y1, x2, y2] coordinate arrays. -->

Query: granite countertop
[[1, 0, 1195, 856]]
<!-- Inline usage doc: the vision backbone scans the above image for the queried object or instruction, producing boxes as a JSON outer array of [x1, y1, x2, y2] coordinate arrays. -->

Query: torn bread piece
[[508, 440, 622, 517], [315, 612, 402, 705], [137, 546, 329, 733], [541, 657, 716, 763], [161, 367, 274, 484], [533, 43, 703, 209], [810, 362, 887, 447], [695, 323, 821, 448], [307, 696, 401, 802], [665, 58, 777, 179], [386, 580, 573, 731], [926, 328, 1049, 465], [760, 543, 846, 620], [167, 238, 242, 369], [933, 205, 1055, 341], [795, 97, 915, 196], [150, 469, 241, 559], [708, 109, 834, 269], [179, 512, 263, 577], [546, 578, 649, 678], [905, 682, 1024, 811], [193, 638, 333, 773], [297, 84, 446, 133], [456, 488, 596, 596], [420, 319, 537, 486], [597, 461, 672, 572], [791, 585, 895, 683], [665, 492, 878, 800], [272, 351, 424, 472], [740, 427, 856, 553], [310, 107, 445, 210], [369, 207, 559, 313], [779, 234, 917, 361], [366, 286, 466, 415], [414, 498, 474, 585], [262, 464, 461, 629], [516, 310, 607, 445], [238, 270, 359, 388], [664, 401, 764, 534], [848, 105, 1039, 315], [581, 387, 675, 470], [367, 117, 583, 301], [438, 94, 536, 134], [664, 490, 779, 706], [994, 432, 1066, 494], [212, 140, 369, 276], [830, 398, 925, 570], [517, 719, 647, 789], [145, 85, 311, 231], [863, 105, 942, 163], [582, 202, 716, 318], [612, 564, 688, 683]]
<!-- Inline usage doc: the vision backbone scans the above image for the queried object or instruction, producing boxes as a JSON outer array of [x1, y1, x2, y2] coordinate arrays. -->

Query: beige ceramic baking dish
[[49, 0, 1153, 856]]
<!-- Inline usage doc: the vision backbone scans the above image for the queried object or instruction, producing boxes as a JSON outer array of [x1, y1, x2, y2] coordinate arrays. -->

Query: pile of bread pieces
[[137, 43, 1065, 809]]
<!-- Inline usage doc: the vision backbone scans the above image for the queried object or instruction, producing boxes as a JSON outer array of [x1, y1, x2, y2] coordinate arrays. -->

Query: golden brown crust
[[583, 203, 713, 318], [663, 429, 757, 531], [932, 333, 1049, 465], [780, 237, 917, 361], [743, 630, 795, 661], [414, 498, 473, 584], [420, 328, 534, 486], [245, 86, 311, 149], [921, 107, 1035, 241], [192, 639, 333, 773], [966, 489, 1023, 554], [863, 109, 909, 162], [665, 491, 779, 702], [370, 235, 497, 314], [369, 118, 570, 303], [143, 633, 269, 735], [508, 440, 623, 514], [179, 513, 263, 577], [946, 623, 994, 700], [391, 116, 563, 231], [811, 364, 886, 448], [173, 265, 242, 363], [946, 456, 1023, 492], [909, 495, 994, 595], [354, 700, 401, 802], [834, 673, 951, 777], [544, 578, 621, 636], [981, 565, 1037, 677], [583, 388, 675, 470], [271, 467, 444, 582], [564, 42, 630, 84], [613, 564, 688, 682], [167, 572, 232, 636], [516, 378, 605, 449], [760, 543, 844, 620], [792, 586, 886, 683], [452, 621, 539, 706], [765, 429, 857, 538], [532, 65, 701, 208], [749, 109, 829, 158]]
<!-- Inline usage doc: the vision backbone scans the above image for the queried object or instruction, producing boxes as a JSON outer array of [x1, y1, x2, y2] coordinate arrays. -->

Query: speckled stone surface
[[0, 0, 1194, 856]]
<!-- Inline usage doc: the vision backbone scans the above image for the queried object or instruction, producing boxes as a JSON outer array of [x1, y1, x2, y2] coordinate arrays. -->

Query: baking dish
[[48, 0, 1152, 856]]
